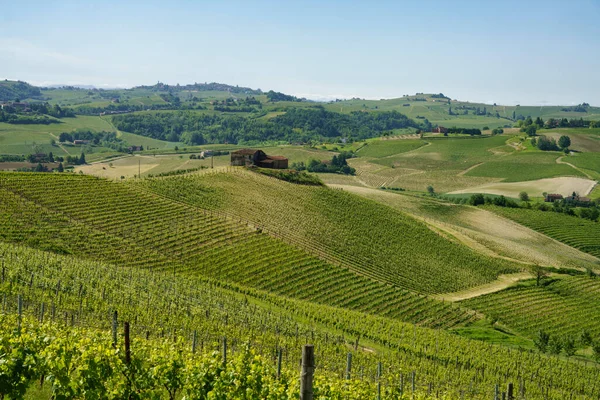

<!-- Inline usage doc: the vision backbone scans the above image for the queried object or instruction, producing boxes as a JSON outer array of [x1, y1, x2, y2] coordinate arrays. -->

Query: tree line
[[111, 108, 425, 145]]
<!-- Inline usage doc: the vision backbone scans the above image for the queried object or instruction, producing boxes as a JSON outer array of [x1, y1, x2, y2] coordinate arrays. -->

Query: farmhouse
[[565, 194, 591, 204], [545, 193, 563, 202], [128, 145, 143, 152], [230, 149, 288, 169], [432, 126, 448, 134], [73, 140, 90, 145]]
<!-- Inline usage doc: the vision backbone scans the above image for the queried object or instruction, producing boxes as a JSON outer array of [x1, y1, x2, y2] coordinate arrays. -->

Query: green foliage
[[0, 80, 42, 101], [111, 108, 424, 145], [252, 168, 324, 186], [519, 192, 529, 202], [563, 336, 576, 357], [536, 136, 560, 151], [558, 135, 571, 149], [534, 330, 550, 353]]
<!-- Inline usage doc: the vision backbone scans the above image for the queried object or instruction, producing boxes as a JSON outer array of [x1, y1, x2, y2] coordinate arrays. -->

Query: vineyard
[[486, 206, 600, 259], [0, 172, 476, 328], [2, 241, 600, 399], [134, 169, 521, 294], [462, 275, 600, 340]]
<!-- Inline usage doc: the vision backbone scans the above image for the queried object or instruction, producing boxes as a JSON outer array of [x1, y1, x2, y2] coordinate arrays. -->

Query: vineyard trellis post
[[222, 337, 227, 367], [17, 294, 23, 334], [124, 321, 131, 365], [507, 382, 514, 400], [192, 330, 197, 353], [112, 310, 118, 348], [277, 347, 283, 380], [494, 383, 499, 400], [377, 361, 382, 400], [300, 344, 314, 400], [345, 352, 352, 380]]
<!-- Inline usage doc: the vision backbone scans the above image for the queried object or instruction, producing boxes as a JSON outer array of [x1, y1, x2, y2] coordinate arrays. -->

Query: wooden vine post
[[124, 322, 131, 365], [300, 344, 315, 400]]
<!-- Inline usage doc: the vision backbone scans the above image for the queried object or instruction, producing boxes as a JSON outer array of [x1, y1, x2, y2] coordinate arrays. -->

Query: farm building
[[545, 194, 564, 202], [431, 126, 448, 134], [230, 149, 288, 169]]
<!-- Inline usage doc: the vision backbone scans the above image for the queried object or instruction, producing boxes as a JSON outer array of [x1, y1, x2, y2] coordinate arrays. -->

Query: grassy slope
[[0, 172, 475, 328], [136, 169, 520, 294]]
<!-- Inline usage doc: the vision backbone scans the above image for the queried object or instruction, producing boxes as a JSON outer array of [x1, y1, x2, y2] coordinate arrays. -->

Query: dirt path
[[48, 133, 72, 155], [381, 141, 432, 159], [433, 272, 533, 302], [556, 156, 593, 179], [457, 162, 483, 176]]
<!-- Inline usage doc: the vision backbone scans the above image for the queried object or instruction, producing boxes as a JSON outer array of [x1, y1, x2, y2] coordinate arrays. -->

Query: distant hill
[[0, 80, 43, 101], [135, 81, 263, 95]]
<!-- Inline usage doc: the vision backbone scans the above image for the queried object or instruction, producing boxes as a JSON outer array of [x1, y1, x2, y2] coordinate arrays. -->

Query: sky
[[1, 0, 599, 105]]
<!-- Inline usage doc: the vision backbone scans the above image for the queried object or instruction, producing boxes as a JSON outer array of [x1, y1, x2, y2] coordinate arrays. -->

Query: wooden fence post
[[17, 294, 23, 333], [277, 348, 283, 380], [222, 337, 227, 368], [300, 345, 315, 400], [377, 362, 382, 400], [507, 383, 514, 400], [112, 311, 118, 348], [345, 353, 352, 380], [124, 322, 131, 365]]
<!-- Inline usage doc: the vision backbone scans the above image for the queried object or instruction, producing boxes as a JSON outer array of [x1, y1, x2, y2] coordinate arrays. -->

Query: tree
[[469, 193, 485, 206], [533, 265, 548, 286], [563, 336, 576, 356], [79, 152, 86, 165], [427, 185, 435, 195], [519, 192, 529, 202], [57, 162, 64, 172], [534, 330, 550, 353], [593, 341, 600, 362], [558, 135, 571, 149], [549, 336, 563, 355], [525, 125, 537, 136], [580, 329, 593, 346]]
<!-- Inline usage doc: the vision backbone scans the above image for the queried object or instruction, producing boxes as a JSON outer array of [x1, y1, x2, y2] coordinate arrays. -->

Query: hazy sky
[[1, 0, 599, 105]]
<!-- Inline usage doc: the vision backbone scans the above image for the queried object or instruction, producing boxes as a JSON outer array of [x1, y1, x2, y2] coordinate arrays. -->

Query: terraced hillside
[[3, 241, 598, 399], [487, 206, 600, 259], [0, 172, 476, 328], [136, 169, 521, 294], [462, 275, 600, 340]]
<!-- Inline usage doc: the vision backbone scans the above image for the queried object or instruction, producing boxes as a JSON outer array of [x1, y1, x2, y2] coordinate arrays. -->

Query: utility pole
[[211, 155, 214, 169], [138, 159, 140, 178]]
